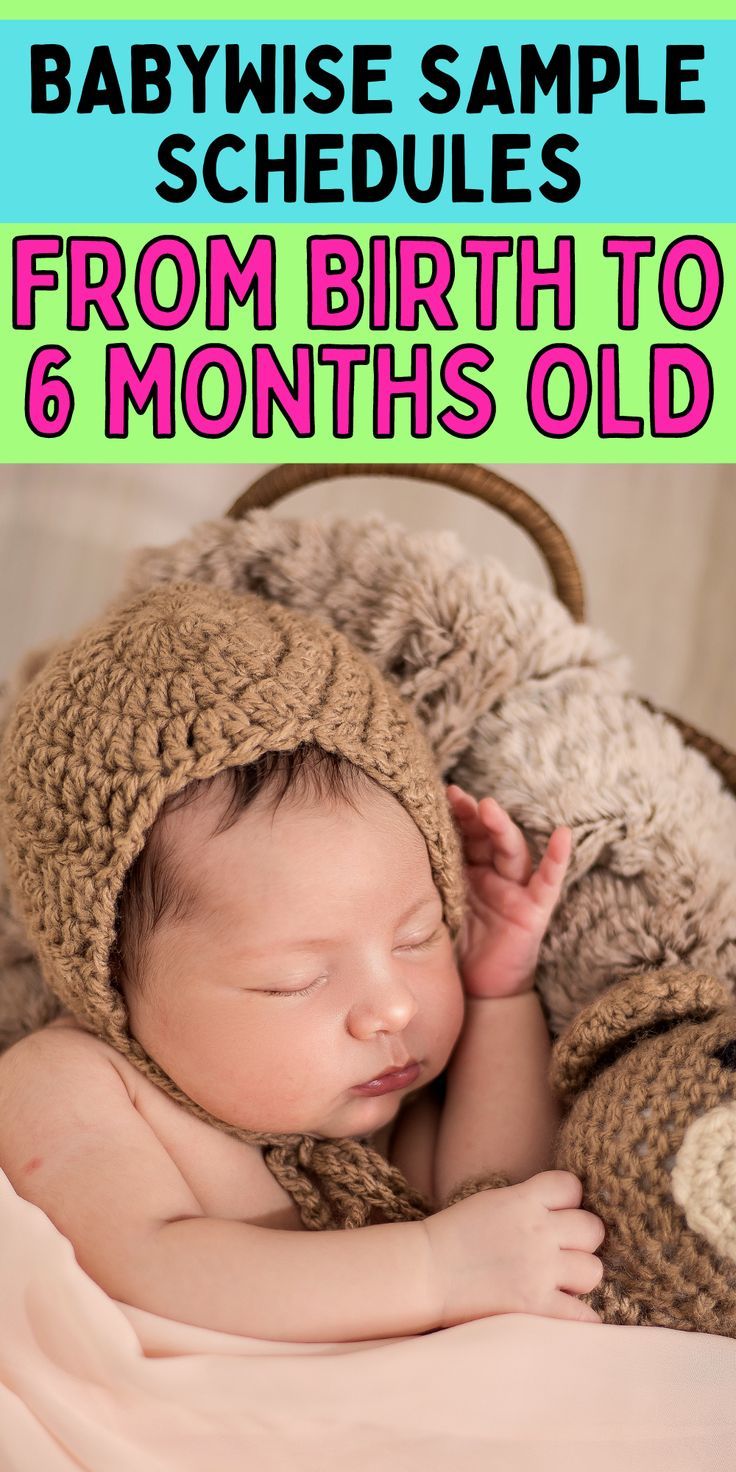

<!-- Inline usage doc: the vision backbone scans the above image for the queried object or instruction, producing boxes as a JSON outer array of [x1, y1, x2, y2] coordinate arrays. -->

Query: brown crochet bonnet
[[0, 580, 473, 1230]]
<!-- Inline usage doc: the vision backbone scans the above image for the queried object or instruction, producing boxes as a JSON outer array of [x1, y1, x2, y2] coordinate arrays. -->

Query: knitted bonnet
[[0, 580, 475, 1230]]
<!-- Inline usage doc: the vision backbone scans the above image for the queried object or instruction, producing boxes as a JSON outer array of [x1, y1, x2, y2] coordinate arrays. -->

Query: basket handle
[[226, 463, 586, 622]]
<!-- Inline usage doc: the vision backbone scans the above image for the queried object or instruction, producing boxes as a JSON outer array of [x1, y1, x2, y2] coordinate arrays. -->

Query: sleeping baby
[[0, 582, 604, 1342]]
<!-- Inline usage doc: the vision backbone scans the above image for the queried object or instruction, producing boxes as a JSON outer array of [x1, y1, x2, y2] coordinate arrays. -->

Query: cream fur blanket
[[1, 509, 735, 1048]]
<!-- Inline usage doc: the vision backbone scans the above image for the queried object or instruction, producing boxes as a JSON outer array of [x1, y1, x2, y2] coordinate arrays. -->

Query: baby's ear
[[549, 966, 730, 1108]]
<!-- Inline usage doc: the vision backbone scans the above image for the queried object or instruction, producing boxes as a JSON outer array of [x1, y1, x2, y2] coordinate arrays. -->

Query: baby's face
[[124, 777, 465, 1139]]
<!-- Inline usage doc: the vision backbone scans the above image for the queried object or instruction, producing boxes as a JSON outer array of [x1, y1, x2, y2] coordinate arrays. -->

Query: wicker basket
[[226, 463, 736, 797]]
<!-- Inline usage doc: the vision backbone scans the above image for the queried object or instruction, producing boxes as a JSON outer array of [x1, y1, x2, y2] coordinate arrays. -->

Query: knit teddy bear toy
[[552, 965, 736, 1336]]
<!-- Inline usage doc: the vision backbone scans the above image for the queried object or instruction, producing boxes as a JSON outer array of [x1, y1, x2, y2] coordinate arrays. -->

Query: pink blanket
[[1, 1169, 734, 1472]]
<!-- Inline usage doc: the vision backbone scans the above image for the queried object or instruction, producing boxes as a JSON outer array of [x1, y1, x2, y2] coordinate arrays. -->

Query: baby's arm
[[0, 1022, 604, 1336], [434, 788, 569, 1204], [139, 1214, 437, 1341], [434, 992, 561, 1201]]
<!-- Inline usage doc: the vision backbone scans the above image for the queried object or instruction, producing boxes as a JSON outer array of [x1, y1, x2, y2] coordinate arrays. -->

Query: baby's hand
[[446, 784, 571, 999], [424, 1170, 604, 1328]]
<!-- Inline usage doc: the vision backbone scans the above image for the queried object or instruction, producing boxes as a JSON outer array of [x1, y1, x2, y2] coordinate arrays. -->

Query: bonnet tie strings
[[261, 1135, 435, 1230]]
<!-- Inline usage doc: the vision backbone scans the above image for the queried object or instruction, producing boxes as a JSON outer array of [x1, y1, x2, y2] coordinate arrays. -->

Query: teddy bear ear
[[549, 967, 730, 1108]]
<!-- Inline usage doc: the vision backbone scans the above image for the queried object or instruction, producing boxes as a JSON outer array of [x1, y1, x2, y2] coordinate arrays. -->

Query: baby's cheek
[[434, 961, 466, 1055], [449, 989, 466, 1048]]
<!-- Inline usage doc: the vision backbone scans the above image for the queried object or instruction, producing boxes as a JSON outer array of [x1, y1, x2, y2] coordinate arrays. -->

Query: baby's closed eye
[[397, 927, 444, 952], [257, 928, 445, 998], [261, 975, 328, 999]]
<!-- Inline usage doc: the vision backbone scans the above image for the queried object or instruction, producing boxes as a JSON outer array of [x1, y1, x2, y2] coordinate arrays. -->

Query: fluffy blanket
[[2, 1168, 734, 1472], [1, 509, 735, 1047]]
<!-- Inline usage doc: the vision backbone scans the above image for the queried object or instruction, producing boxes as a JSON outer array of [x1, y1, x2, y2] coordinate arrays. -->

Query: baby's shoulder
[[0, 1015, 136, 1110], [0, 1020, 135, 1178], [0, 1016, 208, 1286]]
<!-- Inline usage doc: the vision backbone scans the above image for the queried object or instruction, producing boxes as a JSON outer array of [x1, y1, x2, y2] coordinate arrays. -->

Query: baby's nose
[[347, 974, 418, 1037]]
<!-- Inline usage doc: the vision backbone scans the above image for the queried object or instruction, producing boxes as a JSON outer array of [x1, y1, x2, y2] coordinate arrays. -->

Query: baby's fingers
[[557, 1250, 605, 1297], [526, 827, 572, 915], [447, 791, 532, 882], [547, 1291, 602, 1325], [552, 1208, 606, 1254], [476, 798, 533, 883]]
